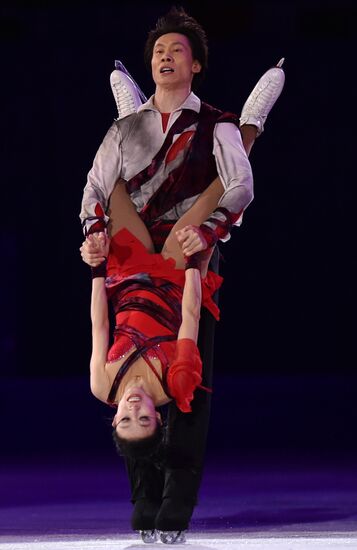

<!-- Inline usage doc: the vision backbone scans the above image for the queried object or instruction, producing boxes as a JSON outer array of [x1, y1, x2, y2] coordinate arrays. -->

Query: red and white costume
[[104, 228, 222, 412], [80, 93, 253, 247]]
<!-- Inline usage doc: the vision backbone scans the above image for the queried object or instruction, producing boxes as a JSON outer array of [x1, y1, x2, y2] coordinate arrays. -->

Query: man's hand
[[176, 225, 208, 256], [80, 232, 109, 267]]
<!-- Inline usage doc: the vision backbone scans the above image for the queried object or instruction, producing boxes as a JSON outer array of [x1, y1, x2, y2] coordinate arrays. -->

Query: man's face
[[151, 32, 201, 91]]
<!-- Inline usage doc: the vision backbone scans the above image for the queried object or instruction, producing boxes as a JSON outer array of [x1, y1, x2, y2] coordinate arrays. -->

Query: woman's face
[[112, 387, 161, 440]]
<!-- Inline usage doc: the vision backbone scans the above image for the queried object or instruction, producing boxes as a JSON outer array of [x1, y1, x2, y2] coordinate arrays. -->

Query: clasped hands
[[80, 225, 208, 268]]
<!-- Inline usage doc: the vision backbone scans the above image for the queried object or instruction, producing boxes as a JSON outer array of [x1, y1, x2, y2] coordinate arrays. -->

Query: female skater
[[82, 177, 224, 449]]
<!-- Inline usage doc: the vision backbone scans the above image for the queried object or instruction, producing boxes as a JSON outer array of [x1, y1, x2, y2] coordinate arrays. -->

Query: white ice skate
[[159, 529, 187, 544], [110, 59, 147, 120], [139, 528, 158, 543], [239, 58, 285, 135]]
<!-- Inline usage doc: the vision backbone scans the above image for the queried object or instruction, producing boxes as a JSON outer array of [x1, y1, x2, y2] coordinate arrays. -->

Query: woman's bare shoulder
[[90, 368, 111, 404]]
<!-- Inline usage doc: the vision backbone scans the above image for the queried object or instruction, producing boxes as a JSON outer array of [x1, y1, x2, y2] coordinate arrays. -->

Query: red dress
[[105, 228, 222, 411]]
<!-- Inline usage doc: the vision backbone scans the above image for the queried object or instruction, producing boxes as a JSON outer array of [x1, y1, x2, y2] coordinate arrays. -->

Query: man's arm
[[174, 123, 254, 255], [200, 122, 254, 245], [80, 122, 123, 235]]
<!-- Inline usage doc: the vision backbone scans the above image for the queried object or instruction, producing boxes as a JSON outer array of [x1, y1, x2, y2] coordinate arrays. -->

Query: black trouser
[[125, 247, 219, 531]]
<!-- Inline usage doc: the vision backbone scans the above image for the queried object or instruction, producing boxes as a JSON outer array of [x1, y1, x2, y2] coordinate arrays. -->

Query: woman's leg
[[108, 179, 155, 253], [161, 124, 258, 270], [161, 176, 224, 270], [240, 124, 258, 157]]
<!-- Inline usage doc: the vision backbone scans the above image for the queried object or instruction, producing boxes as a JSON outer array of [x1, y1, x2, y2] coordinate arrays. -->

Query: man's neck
[[153, 86, 192, 113]]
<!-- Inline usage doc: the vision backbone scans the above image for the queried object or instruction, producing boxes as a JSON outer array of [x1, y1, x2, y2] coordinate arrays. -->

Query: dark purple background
[[1, 0, 356, 458]]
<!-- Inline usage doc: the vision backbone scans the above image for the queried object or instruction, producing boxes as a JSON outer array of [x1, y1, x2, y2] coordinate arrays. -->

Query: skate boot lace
[[112, 81, 136, 119]]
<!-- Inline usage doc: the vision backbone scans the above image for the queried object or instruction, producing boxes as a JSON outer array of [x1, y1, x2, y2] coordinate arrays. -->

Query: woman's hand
[[80, 232, 109, 267], [176, 225, 208, 256]]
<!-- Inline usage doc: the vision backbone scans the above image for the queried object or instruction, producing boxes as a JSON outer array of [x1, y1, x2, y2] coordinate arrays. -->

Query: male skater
[[80, 6, 284, 544]]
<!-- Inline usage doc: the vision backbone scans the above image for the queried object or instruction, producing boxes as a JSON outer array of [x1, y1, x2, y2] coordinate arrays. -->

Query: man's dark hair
[[144, 6, 208, 90], [112, 422, 164, 460]]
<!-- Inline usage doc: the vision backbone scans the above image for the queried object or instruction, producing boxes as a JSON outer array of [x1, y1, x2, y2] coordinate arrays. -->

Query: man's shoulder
[[113, 111, 139, 129], [200, 101, 239, 126], [113, 110, 152, 135]]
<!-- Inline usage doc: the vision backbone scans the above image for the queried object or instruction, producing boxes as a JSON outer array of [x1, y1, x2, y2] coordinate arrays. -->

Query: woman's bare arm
[[90, 277, 111, 399], [84, 234, 111, 401], [177, 267, 202, 344]]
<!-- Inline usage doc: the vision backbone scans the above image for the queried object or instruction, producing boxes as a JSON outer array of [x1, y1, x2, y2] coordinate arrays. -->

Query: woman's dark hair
[[112, 422, 164, 460], [144, 6, 208, 90]]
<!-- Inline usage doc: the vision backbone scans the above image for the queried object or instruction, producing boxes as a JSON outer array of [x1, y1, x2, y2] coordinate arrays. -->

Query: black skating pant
[[124, 247, 219, 531]]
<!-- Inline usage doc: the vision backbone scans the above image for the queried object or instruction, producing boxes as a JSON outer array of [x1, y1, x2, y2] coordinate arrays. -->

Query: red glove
[[167, 339, 203, 413]]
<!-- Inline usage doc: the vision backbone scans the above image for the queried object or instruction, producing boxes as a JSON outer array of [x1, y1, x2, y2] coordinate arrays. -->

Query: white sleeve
[[80, 122, 123, 233], [202, 122, 253, 242]]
